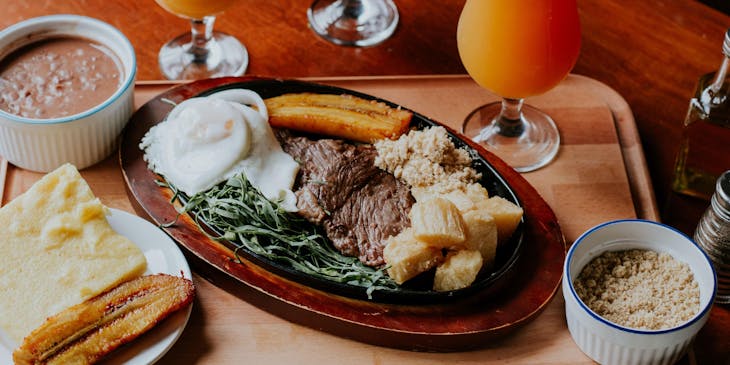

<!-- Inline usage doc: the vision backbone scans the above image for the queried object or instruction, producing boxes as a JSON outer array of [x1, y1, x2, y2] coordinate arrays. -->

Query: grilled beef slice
[[277, 131, 414, 267]]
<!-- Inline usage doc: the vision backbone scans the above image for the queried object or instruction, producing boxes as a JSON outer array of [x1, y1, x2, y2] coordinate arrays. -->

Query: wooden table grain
[[1, 75, 661, 364], [2, 1, 728, 230], [2, 0, 727, 234], [2, 0, 729, 364]]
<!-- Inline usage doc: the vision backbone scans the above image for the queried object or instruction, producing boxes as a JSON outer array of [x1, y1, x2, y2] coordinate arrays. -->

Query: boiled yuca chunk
[[476, 196, 523, 244], [433, 250, 483, 291], [384, 229, 444, 284], [410, 197, 465, 247], [461, 209, 498, 267], [410, 183, 490, 213], [463, 183, 490, 206]]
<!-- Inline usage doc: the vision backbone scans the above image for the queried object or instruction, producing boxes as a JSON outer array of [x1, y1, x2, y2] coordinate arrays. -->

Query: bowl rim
[[564, 218, 717, 335], [0, 14, 137, 125]]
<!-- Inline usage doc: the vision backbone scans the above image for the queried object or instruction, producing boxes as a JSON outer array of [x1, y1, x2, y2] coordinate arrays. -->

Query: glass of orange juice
[[156, 0, 247, 79], [458, 0, 581, 172]]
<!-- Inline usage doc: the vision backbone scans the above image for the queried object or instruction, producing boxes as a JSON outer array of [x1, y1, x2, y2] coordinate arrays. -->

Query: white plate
[[0, 208, 193, 365]]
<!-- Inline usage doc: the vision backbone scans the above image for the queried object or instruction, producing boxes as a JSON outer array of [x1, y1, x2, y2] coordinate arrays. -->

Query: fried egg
[[140, 89, 299, 211]]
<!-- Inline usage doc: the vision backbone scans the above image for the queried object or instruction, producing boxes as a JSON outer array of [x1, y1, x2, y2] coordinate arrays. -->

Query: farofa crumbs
[[573, 249, 700, 330], [374, 126, 480, 194]]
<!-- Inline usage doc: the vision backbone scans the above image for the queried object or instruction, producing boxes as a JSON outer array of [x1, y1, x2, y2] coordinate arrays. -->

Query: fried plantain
[[13, 274, 194, 365], [265, 93, 412, 142]]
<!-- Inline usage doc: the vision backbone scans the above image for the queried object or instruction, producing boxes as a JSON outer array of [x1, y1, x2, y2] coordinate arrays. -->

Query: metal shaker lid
[[715, 170, 730, 220]]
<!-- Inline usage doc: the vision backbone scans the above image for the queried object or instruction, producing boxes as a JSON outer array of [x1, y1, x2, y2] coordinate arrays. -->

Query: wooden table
[[1, 0, 729, 364], [3, 0, 728, 234], [1, 74, 660, 364]]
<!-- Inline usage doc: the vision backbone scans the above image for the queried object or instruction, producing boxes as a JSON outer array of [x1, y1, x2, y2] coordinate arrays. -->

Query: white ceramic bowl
[[0, 15, 136, 172], [563, 219, 716, 365]]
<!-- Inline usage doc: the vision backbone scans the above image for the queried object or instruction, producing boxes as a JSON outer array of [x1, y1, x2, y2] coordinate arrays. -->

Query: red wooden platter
[[119, 76, 566, 351]]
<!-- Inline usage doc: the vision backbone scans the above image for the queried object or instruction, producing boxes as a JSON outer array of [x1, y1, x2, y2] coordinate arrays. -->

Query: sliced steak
[[277, 131, 414, 267]]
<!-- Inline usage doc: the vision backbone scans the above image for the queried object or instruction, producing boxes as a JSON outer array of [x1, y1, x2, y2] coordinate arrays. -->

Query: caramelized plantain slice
[[13, 274, 195, 365], [265, 93, 412, 142]]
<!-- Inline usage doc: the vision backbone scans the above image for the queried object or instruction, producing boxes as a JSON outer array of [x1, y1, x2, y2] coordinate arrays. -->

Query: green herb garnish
[[163, 173, 397, 298]]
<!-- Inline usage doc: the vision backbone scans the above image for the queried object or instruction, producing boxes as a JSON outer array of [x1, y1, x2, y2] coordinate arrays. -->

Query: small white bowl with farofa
[[562, 219, 716, 365]]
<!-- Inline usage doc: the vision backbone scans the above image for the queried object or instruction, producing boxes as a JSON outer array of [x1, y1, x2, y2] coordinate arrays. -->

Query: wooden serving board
[[1, 75, 662, 364]]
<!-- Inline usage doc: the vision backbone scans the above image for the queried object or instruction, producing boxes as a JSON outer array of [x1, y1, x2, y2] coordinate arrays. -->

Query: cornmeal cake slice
[[0, 164, 147, 344]]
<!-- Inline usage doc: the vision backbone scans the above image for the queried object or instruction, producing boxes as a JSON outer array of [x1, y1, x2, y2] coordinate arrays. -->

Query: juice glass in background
[[155, 0, 236, 19], [307, 0, 399, 47], [156, 0, 247, 80], [458, 0, 581, 172]]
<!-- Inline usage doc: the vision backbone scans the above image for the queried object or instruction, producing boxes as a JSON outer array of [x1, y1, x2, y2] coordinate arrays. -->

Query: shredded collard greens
[[163, 173, 397, 298]]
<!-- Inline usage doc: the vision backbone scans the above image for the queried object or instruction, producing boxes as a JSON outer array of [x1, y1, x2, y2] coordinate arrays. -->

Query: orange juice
[[457, 0, 581, 99], [155, 0, 236, 19]]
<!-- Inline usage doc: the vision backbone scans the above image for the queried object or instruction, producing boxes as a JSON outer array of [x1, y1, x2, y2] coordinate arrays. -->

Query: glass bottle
[[672, 28, 730, 200], [694, 170, 730, 303]]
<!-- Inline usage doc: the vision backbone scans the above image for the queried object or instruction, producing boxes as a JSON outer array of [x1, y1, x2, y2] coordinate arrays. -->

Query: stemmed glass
[[156, 0, 248, 80], [308, 0, 399, 47], [457, 0, 581, 172]]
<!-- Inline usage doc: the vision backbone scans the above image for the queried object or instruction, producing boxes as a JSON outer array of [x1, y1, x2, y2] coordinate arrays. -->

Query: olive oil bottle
[[672, 29, 730, 200]]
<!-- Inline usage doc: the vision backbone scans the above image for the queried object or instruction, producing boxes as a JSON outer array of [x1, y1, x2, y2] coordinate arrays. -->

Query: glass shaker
[[694, 170, 730, 303], [672, 29, 730, 200]]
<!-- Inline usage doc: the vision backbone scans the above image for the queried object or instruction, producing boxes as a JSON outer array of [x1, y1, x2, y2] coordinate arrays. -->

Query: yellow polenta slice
[[0, 164, 147, 344]]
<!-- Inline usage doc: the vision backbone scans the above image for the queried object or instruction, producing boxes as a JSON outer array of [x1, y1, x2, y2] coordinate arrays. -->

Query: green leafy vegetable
[[163, 173, 397, 297]]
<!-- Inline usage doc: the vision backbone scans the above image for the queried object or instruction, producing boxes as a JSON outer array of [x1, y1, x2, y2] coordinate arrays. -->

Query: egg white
[[140, 89, 299, 212]]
